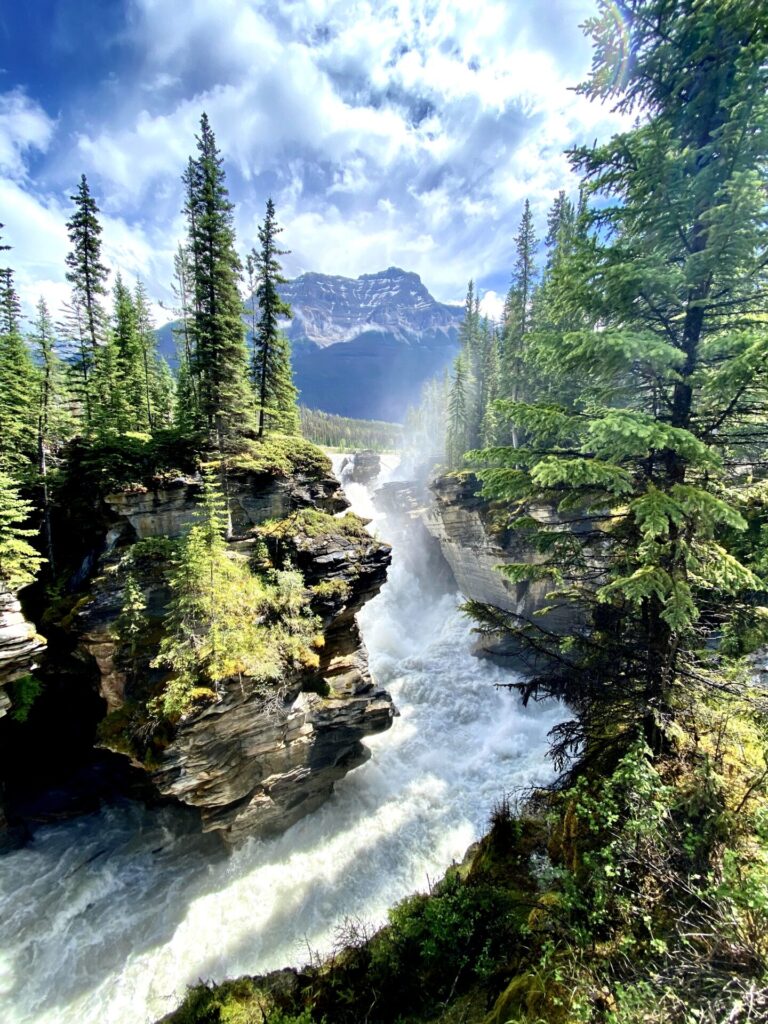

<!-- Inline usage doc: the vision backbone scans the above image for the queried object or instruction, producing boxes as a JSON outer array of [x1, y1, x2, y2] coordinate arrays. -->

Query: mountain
[[283, 267, 462, 421], [158, 267, 463, 422]]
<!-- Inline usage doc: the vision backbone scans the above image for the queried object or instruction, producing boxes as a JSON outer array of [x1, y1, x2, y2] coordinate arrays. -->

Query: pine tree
[[446, 353, 470, 469], [0, 471, 44, 591], [31, 297, 72, 575], [471, 0, 768, 761], [0, 254, 37, 472], [65, 174, 109, 396], [184, 114, 253, 443], [499, 200, 538, 445], [252, 198, 300, 436], [112, 273, 144, 432], [134, 281, 160, 431], [171, 243, 198, 431]]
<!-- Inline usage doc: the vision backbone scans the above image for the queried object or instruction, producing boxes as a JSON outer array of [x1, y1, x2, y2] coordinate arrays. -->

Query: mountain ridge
[[157, 265, 462, 421]]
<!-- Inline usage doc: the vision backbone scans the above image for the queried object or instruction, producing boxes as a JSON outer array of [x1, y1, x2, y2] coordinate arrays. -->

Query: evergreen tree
[[31, 297, 72, 575], [471, 0, 768, 761], [65, 174, 109, 386], [134, 280, 160, 430], [184, 114, 253, 443], [446, 353, 470, 469], [499, 199, 539, 445], [252, 198, 299, 436], [112, 273, 144, 432], [0, 471, 44, 591], [171, 243, 198, 431], [0, 255, 37, 472]]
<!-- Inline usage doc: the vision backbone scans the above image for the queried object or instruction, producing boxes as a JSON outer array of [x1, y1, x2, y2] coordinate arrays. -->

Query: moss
[[263, 509, 370, 542], [223, 434, 331, 480], [311, 578, 352, 602]]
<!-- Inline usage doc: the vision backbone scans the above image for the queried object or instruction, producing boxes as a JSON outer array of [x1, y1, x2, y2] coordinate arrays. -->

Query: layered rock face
[[0, 589, 46, 711], [380, 472, 587, 665], [0, 589, 46, 848], [70, 467, 395, 844]]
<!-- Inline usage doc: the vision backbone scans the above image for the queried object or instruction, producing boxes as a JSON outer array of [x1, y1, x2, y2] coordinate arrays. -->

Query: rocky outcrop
[[68, 472, 395, 844], [0, 589, 46, 699], [339, 451, 381, 486], [382, 472, 587, 664], [104, 469, 348, 541], [0, 589, 46, 848], [152, 513, 395, 843]]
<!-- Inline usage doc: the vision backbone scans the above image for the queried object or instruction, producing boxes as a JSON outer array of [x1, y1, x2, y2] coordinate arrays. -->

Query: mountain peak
[[280, 267, 461, 350]]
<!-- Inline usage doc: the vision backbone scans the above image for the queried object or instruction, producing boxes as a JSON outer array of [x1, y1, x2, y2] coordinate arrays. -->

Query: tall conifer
[[184, 114, 253, 443], [252, 198, 299, 436]]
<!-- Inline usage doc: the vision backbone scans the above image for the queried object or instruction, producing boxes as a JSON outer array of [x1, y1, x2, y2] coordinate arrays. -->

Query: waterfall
[[0, 457, 561, 1024]]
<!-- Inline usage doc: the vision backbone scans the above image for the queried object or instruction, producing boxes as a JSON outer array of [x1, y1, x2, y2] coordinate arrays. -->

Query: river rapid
[[0, 457, 561, 1024]]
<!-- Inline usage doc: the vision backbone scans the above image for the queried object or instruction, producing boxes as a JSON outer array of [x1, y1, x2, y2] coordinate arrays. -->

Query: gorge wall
[[0, 459, 396, 848], [377, 470, 587, 665]]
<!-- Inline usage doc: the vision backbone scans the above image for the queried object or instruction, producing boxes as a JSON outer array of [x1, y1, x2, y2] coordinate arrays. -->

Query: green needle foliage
[[0, 471, 44, 591], [468, 0, 768, 764], [251, 198, 300, 437], [184, 113, 254, 444]]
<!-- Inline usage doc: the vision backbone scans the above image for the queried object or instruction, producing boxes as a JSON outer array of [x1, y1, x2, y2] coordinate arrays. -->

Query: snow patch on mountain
[[279, 267, 464, 349]]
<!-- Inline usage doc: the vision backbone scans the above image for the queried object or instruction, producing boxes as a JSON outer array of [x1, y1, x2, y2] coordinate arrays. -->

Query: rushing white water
[[0, 458, 561, 1024]]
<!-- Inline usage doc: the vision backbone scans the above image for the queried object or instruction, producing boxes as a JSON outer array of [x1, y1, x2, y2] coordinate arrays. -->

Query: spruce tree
[[0, 259, 37, 472], [446, 353, 470, 469], [0, 471, 44, 591], [31, 297, 72, 575], [499, 200, 538, 445], [65, 174, 109, 359], [471, 0, 768, 761], [252, 198, 299, 436], [112, 273, 144, 432], [184, 114, 253, 443]]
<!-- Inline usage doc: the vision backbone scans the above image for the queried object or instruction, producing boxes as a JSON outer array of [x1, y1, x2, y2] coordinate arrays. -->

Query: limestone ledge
[[71, 469, 395, 843], [0, 588, 46, 713], [104, 468, 349, 541]]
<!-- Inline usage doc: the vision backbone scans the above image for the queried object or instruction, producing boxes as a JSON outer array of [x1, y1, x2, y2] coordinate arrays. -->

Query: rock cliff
[[379, 472, 586, 665], [66, 468, 395, 844], [0, 589, 46, 848]]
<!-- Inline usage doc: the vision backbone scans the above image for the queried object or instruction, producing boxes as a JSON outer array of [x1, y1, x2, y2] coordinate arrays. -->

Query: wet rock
[[339, 450, 381, 486], [421, 473, 589, 665]]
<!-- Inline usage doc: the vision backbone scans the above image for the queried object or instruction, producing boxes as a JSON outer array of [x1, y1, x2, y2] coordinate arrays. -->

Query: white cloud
[[0, 90, 55, 180], [2, 0, 631, 319], [479, 289, 505, 323]]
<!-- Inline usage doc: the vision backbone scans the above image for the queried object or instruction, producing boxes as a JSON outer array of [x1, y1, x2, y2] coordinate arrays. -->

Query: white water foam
[[0, 456, 561, 1024]]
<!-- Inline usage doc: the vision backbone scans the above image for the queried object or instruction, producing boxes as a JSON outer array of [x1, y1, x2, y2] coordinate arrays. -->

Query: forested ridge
[[2, 1, 768, 1023]]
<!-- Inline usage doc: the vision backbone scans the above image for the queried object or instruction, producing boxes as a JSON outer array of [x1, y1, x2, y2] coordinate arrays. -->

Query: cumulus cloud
[[1, 0, 627, 321], [0, 90, 55, 180]]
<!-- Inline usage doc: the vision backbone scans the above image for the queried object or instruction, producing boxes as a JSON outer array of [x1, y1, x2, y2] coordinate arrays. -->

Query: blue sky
[[0, 0, 625, 324]]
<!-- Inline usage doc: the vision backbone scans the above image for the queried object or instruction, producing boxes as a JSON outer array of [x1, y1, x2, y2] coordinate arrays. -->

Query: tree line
[[300, 407, 402, 451], [0, 113, 300, 592]]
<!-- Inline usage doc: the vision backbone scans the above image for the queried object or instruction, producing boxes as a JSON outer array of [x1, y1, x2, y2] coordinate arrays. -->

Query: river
[[0, 457, 561, 1024]]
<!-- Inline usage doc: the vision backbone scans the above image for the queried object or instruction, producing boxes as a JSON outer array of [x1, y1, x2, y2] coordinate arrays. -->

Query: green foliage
[[8, 674, 43, 723], [263, 508, 369, 542], [150, 473, 321, 719], [0, 471, 44, 590], [222, 433, 331, 480], [184, 113, 254, 441], [299, 407, 402, 451], [250, 198, 299, 437]]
